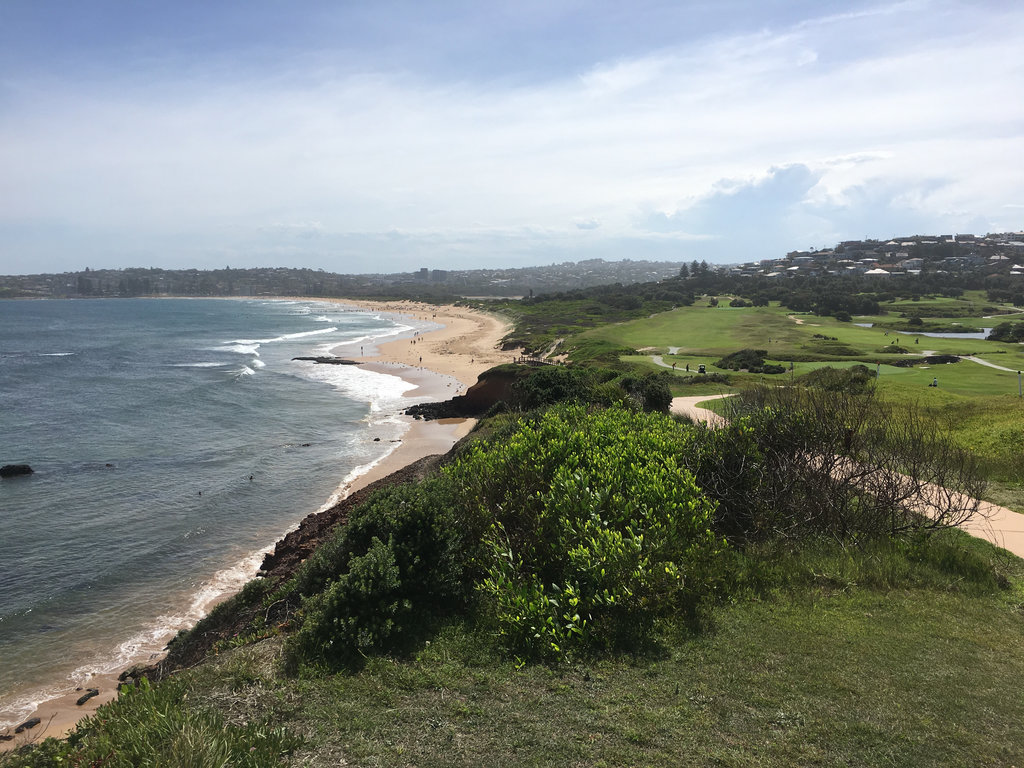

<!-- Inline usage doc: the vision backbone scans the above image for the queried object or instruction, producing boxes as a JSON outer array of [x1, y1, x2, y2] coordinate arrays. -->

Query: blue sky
[[1, 1, 1021, 275]]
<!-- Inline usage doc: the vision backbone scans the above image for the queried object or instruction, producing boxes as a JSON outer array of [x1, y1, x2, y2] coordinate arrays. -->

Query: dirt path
[[670, 394, 732, 428]]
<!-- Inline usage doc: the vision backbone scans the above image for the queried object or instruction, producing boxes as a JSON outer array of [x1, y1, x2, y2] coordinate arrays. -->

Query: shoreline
[[0, 299, 513, 751]]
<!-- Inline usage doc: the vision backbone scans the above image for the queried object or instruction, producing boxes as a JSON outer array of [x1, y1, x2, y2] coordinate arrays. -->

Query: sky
[[1, 0, 1022, 275]]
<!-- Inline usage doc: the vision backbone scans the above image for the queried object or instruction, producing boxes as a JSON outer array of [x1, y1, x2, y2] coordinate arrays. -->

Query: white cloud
[[0, 0, 1022, 273]]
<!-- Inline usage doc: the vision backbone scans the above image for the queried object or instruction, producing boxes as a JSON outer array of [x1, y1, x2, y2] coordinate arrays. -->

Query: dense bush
[[285, 477, 480, 669], [280, 385, 984, 672], [714, 349, 785, 374], [675, 372, 732, 385], [511, 365, 597, 409], [795, 364, 875, 394], [447, 405, 724, 661], [683, 386, 984, 542], [988, 321, 1024, 342], [506, 365, 673, 413], [614, 372, 673, 412]]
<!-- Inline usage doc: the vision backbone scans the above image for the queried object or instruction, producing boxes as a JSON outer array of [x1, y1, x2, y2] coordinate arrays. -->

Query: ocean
[[0, 297, 443, 727]]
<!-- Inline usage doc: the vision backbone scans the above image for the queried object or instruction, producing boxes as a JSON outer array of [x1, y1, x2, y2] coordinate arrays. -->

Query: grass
[[487, 289, 1024, 397], [597, 299, 1024, 518], [43, 533, 1019, 768], [582, 302, 1024, 399]]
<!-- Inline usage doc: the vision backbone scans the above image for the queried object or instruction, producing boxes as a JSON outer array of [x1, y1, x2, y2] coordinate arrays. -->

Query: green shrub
[[446, 405, 725, 661], [614, 371, 673, 412], [511, 365, 594, 409], [795, 364, 875, 394], [284, 477, 481, 669], [289, 537, 409, 666], [714, 349, 786, 374]]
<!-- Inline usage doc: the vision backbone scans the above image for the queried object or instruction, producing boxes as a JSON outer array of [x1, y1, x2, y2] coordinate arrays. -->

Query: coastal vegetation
[[5, 275, 1024, 766], [7, 372, 1023, 765]]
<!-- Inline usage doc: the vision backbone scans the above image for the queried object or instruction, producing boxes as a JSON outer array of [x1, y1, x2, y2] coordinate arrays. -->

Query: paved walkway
[[669, 395, 1024, 559]]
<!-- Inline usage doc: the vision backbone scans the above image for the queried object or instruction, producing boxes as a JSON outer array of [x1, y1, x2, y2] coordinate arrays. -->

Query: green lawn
[[582, 302, 1024, 399]]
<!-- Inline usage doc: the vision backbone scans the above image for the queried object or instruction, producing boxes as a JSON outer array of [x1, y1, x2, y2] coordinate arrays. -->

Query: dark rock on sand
[[292, 356, 361, 365], [15, 717, 40, 734], [76, 688, 100, 706], [0, 464, 33, 478]]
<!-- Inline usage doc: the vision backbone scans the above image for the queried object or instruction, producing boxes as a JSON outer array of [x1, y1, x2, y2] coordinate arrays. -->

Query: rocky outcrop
[[0, 464, 33, 478], [406, 366, 519, 420], [291, 356, 361, 365]]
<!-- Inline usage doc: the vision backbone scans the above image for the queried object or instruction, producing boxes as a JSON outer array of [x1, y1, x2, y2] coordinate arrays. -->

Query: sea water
[[0, 297, 443, 726]]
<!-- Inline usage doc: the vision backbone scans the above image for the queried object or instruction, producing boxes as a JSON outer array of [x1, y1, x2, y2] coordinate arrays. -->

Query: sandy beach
[[0, 300, 513, 751]]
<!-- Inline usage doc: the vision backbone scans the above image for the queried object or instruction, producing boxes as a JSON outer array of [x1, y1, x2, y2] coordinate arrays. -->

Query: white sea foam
[[313, 445, 404, 514], [229, 327, 337, 345], [171, 362, 226, 368], [40, 352, 75, 357], [294, 359, 417, 414], [231, 366, 256, 379], [220, 343, 261, 356], [0, 549, 270, 729], [251, 359, 266, 369]]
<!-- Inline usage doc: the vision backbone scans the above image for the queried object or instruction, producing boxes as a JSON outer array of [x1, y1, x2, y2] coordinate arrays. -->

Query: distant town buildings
[[2, 232, 1022, 299], [722, 232, 1024, 280]]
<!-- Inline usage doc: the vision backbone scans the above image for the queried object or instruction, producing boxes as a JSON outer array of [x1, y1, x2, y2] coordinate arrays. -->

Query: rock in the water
[[76, 688, 100, 706], [0, 464, 33, 478], [292, 356, 361, 366], [15, 717, 40, 734]]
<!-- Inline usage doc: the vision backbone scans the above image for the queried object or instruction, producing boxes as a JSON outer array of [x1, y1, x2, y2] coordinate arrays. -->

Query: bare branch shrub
[[681, 385, 985, 542]]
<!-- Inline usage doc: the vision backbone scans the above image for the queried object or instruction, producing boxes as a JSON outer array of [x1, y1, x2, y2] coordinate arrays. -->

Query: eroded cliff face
[[405, 366, 520, 420]]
